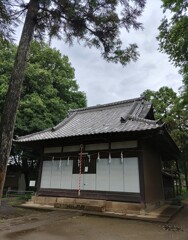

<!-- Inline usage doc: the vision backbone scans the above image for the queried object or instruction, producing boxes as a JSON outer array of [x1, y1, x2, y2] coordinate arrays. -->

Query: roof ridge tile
[[69, 97, 145, 113]]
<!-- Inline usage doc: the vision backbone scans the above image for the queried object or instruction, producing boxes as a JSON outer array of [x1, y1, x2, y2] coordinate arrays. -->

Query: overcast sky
[[16, 1, 182, 107]]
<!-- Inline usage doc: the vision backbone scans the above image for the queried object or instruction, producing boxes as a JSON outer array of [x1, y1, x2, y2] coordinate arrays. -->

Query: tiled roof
[[15, 97, 164, 143]]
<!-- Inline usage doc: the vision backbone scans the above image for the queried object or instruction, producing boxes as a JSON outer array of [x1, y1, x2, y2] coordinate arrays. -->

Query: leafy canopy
[[0, 1, 15, 41], [0, 39, 86, 136], [157, 1, 188, 151], [0, 0, 146, 66], [143, 87, 187, 150], [158, 1, 188, 77]]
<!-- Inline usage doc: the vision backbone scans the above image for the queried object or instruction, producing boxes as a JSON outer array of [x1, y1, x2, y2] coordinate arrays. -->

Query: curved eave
[[13, 127, 163, 147]]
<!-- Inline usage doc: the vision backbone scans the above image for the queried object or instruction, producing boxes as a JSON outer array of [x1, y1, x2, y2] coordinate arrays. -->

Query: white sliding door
[[83, 174, 96, 190], [124, 157, 140, 193], [96, 157, 140, 193], [40, 161, 52, 188], [61, 160, 73, 189], [109, 158, 124, 191], [96, 159, 110, 191], [51, 160, 61, 189]]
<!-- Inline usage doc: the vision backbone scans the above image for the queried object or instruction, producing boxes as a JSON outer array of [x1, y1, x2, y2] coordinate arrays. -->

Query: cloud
[[60, 1, 182, 106]]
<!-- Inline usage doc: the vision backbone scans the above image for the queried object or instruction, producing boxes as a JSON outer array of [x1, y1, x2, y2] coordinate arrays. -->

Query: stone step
[[54, 202, 104, 212]]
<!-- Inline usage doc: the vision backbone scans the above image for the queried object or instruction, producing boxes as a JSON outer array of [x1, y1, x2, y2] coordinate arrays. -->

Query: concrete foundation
[[31, 196, 145, 214]]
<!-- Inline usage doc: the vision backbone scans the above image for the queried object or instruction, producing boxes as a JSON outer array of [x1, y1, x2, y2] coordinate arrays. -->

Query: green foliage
[[0, 1, 16, 41], [0, 39, 86, 191], [143, 87, 177, 118], [1, 0, 146, 66], [171, 189, 188, 205], [158, 1, 188, 85], [0, 40, 87, 135], [158, 0, 188, 64], [0, 38, 16, 111], [5, 195, 32, 205], [17, 194, 33, 201], [157, 2, 188, 186], [143, 87, 187, 149], [143, 87, 178, 121]]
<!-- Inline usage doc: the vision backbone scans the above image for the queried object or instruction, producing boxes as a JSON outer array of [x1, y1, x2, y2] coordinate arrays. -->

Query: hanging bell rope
[[78, 144, 83, 196]]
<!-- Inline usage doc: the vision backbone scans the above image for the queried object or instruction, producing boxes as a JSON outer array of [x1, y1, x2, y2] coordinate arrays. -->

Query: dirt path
[[0, 198, 39, 220], [0, 206, 188, 240]]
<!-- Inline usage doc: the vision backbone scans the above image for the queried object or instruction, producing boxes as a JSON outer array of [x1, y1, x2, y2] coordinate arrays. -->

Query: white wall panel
[[124, 157, 140, 193], [71, 174, 84, 190], [40, 161, 52, 188], [41, 157, 140, 194], [96, 159, 110, 191], [109, 158, 124, 191], [51, 160, 61, 189], [60, 160, 73, 189], [83, 174, 96, 190]]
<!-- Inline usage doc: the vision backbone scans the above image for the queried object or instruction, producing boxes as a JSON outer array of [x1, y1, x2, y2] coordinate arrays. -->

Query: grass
[[17, 193, 33, 201], [171, 189, 188, 205], [2, 194, 33, 207]]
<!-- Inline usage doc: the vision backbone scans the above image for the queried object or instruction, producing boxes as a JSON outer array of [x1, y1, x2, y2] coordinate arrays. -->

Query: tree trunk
[[0, 0, 39, 200], [183, 158, 188, 191]]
